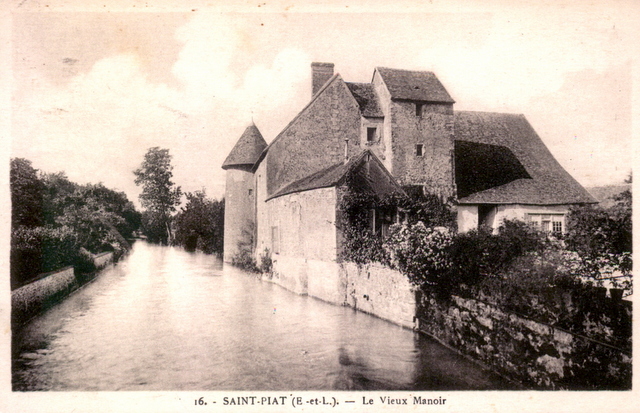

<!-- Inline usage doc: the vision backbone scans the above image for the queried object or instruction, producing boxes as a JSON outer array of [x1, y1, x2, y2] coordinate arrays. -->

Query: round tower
[[222, 124, 267, 263]]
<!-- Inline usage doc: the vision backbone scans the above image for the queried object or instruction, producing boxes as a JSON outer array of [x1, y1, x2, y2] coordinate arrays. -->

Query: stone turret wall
[[223, 168, 256, 262]]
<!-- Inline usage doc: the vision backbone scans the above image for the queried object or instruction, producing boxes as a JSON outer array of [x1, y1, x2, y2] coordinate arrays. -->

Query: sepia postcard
[[1, 0, 638, 412]]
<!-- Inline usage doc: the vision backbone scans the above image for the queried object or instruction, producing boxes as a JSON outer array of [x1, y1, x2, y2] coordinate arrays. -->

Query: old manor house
[[222, 62, 595, 301]]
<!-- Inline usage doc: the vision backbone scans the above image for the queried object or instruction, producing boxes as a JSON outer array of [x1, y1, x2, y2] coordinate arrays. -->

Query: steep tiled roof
[[346, 83, 384, 117], [267, 150, 403, 200], [376, 67, 455, 103], [222, 124, 267, 170], [454, 111, 597, 205]]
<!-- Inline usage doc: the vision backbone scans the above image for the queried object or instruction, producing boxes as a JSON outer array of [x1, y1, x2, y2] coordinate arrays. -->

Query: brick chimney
[[311, 62, 334, 96]]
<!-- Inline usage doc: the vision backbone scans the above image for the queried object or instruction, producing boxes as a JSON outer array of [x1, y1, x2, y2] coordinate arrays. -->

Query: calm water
[[12, 241, 512, 391]]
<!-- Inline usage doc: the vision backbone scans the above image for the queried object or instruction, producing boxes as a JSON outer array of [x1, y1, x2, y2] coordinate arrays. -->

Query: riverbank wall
[[268, 254, 631, 389], [340, 262, 416, 329], [93, 251, 114, 269], [268, 257, 416, 329], [416, 291, 632, 390], [11, 252, 115, 326]]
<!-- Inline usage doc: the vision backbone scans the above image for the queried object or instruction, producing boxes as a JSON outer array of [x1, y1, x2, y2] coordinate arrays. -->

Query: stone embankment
[[267, 256, 632, 390], [11, 252, 115, 326], [416, 291, 631, 390]]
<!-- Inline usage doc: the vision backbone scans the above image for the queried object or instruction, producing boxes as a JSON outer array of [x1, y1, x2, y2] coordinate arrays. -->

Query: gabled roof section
[[375, 67, 455, 103], [222, 124, 268, 170], [454, 111, 597, 205], [346, 83, 384, 117], [251, 73, 344, 172], [267, 150, 404, 201]]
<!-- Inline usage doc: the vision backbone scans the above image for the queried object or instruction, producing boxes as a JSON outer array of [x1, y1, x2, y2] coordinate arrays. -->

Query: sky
[[6, 0, 639, 208]]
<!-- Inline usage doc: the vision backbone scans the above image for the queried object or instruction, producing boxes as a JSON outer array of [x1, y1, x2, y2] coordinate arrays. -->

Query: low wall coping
[[12, 266, 75, 291]]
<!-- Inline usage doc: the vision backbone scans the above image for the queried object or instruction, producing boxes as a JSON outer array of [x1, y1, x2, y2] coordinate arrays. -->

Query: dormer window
[[415, 103, 423, 117], [416, 144, 424, 157], [367, 127, 377, 143]]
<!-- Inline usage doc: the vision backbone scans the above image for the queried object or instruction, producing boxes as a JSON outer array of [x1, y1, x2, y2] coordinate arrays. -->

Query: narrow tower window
[[367, 127, 377, 143], [271, 226, 280, 254], [416, 144, 424, 157], [416, 103, 423, 117]]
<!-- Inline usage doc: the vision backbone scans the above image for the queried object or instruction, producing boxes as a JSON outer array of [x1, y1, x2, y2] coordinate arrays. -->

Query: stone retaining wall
[[12, 251, 117, 326], [416, 292, 632, 389], [340, 262, 416, 329], [93, 251, 114, 268], [268, 259, 416, 329], [11, 266, 77, 325]]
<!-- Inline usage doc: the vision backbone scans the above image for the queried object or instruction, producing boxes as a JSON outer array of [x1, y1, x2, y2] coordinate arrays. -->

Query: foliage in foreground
[[339, 179, 632, 339], [384, 219, 546, 293], [565, 185, 632, 287]]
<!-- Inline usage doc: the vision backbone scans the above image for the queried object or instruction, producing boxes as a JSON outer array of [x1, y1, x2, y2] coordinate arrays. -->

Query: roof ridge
[[375, 66, 436, 74], [456, 110, 525, 117]]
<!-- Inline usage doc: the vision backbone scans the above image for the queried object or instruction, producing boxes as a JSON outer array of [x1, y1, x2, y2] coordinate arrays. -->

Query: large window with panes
[[525, 214, 564, 235]]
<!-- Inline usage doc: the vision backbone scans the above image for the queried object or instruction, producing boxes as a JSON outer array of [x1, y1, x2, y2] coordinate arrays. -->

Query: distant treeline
[[132, 147, 224, 255], [172, 191, 224, 255], [139, 191, 224, 255], [10, 158, 142, 289]]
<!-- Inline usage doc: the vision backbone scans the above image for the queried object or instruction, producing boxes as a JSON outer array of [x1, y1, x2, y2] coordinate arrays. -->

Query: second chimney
[[311, 62, 334, 96]]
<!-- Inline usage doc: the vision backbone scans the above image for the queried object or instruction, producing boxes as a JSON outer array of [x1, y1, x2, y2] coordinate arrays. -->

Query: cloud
[[170, 13, 310, 120], [12, 14, 312, 204], [12, 53, 189, 203], [420, 9, 632, 109], [12, 9, 633, 208]]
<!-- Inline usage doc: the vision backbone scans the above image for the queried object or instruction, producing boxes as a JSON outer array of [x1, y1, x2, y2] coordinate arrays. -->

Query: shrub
[[447, 220, 546, 290], [384, 222, 452, 287], [400, 186, 457, 229], [565, 196, 632, 289], [141, 211, 170, 244], [231, 248, 259, 273], [341, 225, 389, 265], [73, 247, 97, 276], [10, 225, 81, 288], [259, 248, 273, 274], [173, 191, 224, 255]]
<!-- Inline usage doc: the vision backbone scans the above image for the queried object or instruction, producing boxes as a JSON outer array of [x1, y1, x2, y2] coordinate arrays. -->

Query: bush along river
[[12, 241, 514, 391]]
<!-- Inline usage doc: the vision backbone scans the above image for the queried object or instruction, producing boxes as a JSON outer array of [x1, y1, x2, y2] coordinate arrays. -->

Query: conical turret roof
[[222, 124, 268, 170]]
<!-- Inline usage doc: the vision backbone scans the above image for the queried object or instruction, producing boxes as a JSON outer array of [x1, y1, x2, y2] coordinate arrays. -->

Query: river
[[12, 241, 513, 391]]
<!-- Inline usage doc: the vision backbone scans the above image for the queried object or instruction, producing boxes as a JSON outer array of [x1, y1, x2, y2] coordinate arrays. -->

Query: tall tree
[[10, 158, 45, 228], [133, 147, 182, 244]]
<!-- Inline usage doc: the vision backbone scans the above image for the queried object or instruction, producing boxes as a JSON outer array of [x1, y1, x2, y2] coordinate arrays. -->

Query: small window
[[416, 103, 423, 117], [552, 221, 562, 234], [367, 127, 377, 143], [415, 144, 424, 157], [248, 189, 253, 196]]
